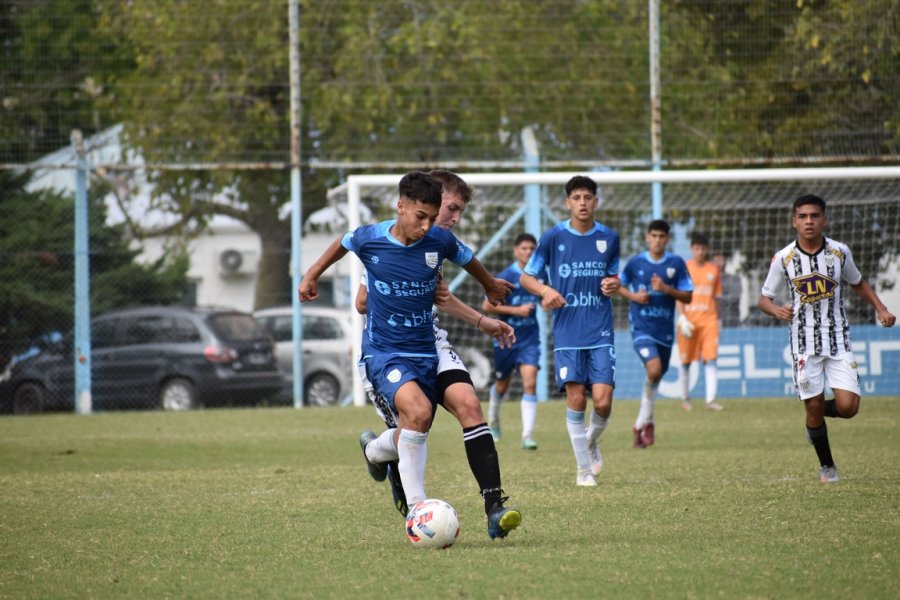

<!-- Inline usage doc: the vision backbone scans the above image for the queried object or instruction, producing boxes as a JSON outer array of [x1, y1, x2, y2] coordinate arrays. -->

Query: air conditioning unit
[[219, 248, 257, 276]]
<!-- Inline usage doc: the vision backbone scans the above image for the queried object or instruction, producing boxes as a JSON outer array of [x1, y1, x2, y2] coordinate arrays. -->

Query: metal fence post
[[72, 130, 92, 415]]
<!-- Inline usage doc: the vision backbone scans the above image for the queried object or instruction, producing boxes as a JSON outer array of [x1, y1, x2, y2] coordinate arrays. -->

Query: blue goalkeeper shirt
[[619, 251, 693, 346], [342, 220, 473, 356], [524, 220, 620, 351]]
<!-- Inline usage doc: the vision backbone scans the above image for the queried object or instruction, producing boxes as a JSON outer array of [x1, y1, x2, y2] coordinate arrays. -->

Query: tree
[[79, 0, 898, 312], [0, 170, 190, 367], [0, 0, 122, 163], [95, 0, 310, 309]]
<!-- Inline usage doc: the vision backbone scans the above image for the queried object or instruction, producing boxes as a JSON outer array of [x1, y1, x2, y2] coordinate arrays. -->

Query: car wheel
[[304, 372, 340, 407], [159, 378, 197, 411], [13, 382, 46, 415]]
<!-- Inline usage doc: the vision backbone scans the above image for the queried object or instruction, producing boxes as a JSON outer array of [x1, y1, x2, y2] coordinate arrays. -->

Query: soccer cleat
[[386, 461, 408, 516], [632, 426, 646, 449], [489, 419, 501, 442], [576, 468, 597, 487], [521, 436, 538, 450], [588, 439, 604, 475], [641, 422, 655, 447], [487, 503, 522, 539], [681, 400, 693, 412], [705, 401, 724, 411], [819, 465, 841, 483], [359, 430, 387, 482]]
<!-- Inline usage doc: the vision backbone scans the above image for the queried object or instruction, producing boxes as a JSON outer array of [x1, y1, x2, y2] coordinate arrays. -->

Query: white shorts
[[434, 324, 469, 375], [793, 352, 860, 400]]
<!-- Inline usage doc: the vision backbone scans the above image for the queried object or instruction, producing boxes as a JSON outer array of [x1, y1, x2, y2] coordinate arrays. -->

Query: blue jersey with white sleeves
[[524, 221, 620, 350], [493, 262, 542, 349], [341, 220, 473, 356], [619, 251, 693, 346]]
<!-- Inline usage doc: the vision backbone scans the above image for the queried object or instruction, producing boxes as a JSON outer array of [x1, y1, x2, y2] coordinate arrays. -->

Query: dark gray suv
[[0, 306, 284, 414]]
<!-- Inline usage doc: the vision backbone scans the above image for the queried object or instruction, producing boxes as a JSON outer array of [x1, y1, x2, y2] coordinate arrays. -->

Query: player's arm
[[299, 236, 348, 302], [354, 282, 367, 314], [600, 275, 621, 296], [758, 294, 791, 322], [650, 274, 692, 304], [758, 254, 791, 321], [851, 278, 896, 327], [463, 257, 514, 306], [440, 293, 515, 348], [616, 285, 647, 304], [600, 238, 622, 297], [482, 297, 533, 318], [520, 273, 564, 310]]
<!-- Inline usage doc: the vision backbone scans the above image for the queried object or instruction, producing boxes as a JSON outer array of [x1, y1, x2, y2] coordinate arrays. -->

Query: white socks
[[705, 362, 718, 404], [521, 393, 538, 438], [635, 380, 657, 429], [565, 409, 590, 471], [397, 429, 428, 506], [488, 384, 504, 424], [586, 409, 608, 446], [680, 364, 691, 400], [365, 427, 399, 463]]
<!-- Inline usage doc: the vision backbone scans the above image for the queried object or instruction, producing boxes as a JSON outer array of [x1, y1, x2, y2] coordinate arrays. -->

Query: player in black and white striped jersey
[[759, 194, 896, 483]]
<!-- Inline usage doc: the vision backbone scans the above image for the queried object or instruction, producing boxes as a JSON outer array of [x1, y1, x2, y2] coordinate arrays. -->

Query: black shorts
[[436, 368, 473, 406]]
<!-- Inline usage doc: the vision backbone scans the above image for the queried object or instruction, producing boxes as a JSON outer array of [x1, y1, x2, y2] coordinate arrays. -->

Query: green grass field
[[1, 397, 898, 599]]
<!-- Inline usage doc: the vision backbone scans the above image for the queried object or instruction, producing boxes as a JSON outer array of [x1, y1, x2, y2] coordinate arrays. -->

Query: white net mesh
[[332, 170, 900, 402]]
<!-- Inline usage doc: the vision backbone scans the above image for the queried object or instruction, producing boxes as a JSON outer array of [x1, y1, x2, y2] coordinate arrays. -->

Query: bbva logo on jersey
[[791, 272, 839, 304]]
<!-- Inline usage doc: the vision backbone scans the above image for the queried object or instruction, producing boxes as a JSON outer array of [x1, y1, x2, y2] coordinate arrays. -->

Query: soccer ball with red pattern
[[405, 499, 460, 549]]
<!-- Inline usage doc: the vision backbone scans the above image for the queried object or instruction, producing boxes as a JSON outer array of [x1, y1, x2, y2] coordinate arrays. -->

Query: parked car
[[253, 305, 354, 407], [0, 306, 284, 414]]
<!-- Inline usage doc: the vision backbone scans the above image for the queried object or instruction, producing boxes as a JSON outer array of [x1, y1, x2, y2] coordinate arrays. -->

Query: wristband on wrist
[[540, 285, 550, 299], [476, 315, 485, 329]]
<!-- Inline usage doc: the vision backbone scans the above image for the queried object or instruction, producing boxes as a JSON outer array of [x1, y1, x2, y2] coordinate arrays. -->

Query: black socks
[[807, 423, 835, 468], [463, 423, 503, 514]]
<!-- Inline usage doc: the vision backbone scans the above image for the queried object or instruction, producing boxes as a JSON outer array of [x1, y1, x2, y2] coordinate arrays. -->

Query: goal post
[[343, 166, 900, 406]]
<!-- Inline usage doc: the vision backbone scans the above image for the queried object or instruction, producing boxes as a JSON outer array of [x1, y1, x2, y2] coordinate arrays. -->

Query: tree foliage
[[0, 0, 122, 162], [2, 0, 896, 311], [0, 171, 190, 366]]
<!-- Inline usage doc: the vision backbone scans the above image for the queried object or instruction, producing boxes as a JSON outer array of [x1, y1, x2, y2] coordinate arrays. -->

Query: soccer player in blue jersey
[[300, 171, 521, 539], [519, 176, 622, 487], [482, 233, 544, 450], [354, 170, 522, 540], [617, 220, 693, 448]]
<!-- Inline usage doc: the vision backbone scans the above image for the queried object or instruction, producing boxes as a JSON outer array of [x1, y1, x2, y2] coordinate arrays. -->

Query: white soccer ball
[[405, 498, 460, 549]]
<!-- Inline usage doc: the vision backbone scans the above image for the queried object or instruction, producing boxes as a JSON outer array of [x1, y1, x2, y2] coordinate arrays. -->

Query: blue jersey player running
[[482, 233, 544, 450], [299, 172, 508, 521], [617, 220, 693, 449], [520, 176, 622, 487]]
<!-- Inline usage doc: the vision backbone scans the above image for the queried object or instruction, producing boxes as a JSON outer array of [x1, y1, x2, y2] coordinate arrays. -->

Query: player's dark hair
[[690, 232, 709, 246], [793, 194, 826, 214], [428, 169, 473, 204], [399, 171, 442, 208], [648, 219, 670, 234], [514, 233, 537, 246], [565, 175, 597, 197]]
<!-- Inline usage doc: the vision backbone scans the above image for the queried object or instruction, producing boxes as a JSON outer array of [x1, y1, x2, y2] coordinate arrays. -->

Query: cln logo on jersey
[[791, 273, 838, 303]]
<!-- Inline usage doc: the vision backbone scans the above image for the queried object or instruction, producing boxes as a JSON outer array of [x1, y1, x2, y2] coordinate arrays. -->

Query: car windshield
[[207, 314, 268, 342]]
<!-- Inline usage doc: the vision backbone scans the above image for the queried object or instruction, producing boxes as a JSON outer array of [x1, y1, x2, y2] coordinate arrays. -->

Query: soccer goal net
[[332, 167, 900, 406]]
